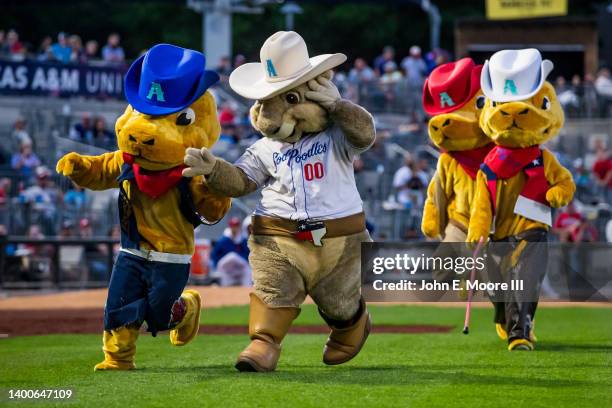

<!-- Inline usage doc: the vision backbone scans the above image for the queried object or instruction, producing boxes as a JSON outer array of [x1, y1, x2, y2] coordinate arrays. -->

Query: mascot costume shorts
[[57, 44, 231, 370], [467, 49, 575, 351], [183, 31, 376, 372]]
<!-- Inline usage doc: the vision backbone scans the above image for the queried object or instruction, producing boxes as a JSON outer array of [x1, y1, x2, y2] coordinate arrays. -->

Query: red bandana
[[123, 153, 185, 199], [448, 143, 494, 180], [482, 145, 549, 213]]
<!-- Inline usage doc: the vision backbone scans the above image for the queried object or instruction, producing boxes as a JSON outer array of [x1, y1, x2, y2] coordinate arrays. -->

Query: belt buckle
[[141, 248, 154, 261], [295, 220, 327, 247]]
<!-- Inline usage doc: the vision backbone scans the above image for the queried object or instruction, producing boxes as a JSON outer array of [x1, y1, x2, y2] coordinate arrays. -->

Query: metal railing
[[0, 236, 117, 290]]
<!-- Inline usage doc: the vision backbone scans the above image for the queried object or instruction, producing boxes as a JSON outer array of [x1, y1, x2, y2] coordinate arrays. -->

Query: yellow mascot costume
[[467, 49, 575, 351], [57, 44, 231, 370], [422, 58, 492, 245]]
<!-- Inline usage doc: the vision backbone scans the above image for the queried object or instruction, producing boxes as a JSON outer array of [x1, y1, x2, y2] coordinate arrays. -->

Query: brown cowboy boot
[[235, 293, 300, 372], [320, 297, 371, 365]]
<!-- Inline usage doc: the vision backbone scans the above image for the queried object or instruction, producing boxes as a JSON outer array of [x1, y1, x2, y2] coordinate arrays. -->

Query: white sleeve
[[234, 142, 271, 187], [392, 167, 411, 188]]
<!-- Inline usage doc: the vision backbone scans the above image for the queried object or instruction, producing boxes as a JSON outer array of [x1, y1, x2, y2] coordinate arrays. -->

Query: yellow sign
[[486, 0, 567, 20]]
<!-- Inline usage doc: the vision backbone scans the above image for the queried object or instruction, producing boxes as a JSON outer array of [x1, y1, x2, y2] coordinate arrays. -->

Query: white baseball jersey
[[235, 125, 368, 221]]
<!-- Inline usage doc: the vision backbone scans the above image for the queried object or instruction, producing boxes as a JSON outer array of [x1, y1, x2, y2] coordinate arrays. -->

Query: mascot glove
[[305, 76, 341, 111], [183, 147, 217, 177], [56, 152, 90, 177], [546, 187, 571, 208]]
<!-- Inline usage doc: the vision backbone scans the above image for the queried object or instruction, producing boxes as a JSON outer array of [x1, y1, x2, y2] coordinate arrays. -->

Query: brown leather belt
[[252, 212, 366, 239]]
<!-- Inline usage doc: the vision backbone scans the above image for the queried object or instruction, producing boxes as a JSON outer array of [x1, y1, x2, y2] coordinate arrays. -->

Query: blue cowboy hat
[[124, 43, 219, 115]]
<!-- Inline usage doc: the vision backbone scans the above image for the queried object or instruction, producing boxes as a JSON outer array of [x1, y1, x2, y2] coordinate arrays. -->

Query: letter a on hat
[[147, 82, 166, 102], [503, 79, 518, 96], [266, 59, 278, 77], [439, 92, 455, 108]]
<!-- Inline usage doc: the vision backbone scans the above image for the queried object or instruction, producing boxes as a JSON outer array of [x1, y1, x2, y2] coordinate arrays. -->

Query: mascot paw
[[546, 187, 570, 208], [467, 231, 486, 244], [56, 152, 88, 177], [421, 221, 440, 239], [94, 359, 135, 371], [305, 71, 340, 111], [183, 147, 217, 178]]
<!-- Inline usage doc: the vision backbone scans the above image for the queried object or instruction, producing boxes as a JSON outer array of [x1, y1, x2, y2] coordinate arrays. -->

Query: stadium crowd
[[1, 39, 612, 285], [0, 29, 125, 66]]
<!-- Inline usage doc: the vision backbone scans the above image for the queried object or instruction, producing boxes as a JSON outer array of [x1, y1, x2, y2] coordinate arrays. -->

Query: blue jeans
[[104, 251, 190, 336]]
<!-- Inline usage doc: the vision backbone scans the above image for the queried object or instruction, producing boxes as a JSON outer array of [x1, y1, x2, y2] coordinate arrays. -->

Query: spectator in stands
[[592, 142, 612, 202], [101, 33, 125, 64], [582, 73, 600, 117], [51, 32, 72, 63], [555, 76, 579, 116], [211, 217, 250, 286], [84, 40, 99, 62], [12, 117, 31, 147], [424, 48, 450, 72], [36, 36, 53, 62], [19, 166, 61, 235], [392, 154, 428, 208], [373, 45, 395, 75], [215, 55, 233, 80], [0, 178, 10, 227], [69, 34, 85, 64], [380, 61, 402, 85], [553, 201, 598, 243], [11, 141, 41, 182], [348, 58, 376, 83], [572, 158, 591, 199], [595, 67, 612, 116], [401, 45, 427, 88], [0, 30, 5, 56], [79, 218, 108, 280], [5, 29, 25, 61], [69, 113, 94, 143], [233, 54, 246, 69], [92, 116, 115, 148], [59, 219, 75, 238], [211, 105, 241, 161], [22, 224, 53, 258], [64, 182, 87, 211]]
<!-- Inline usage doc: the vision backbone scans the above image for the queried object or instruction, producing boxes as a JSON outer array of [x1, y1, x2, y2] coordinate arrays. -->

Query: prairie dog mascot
[[467, 49, 575, 351], [183, 31, 376, 372]]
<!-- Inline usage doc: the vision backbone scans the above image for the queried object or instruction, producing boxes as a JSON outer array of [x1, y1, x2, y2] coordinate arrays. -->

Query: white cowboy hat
[[229, 31, 346, 100], [481, 48, 554, 103]]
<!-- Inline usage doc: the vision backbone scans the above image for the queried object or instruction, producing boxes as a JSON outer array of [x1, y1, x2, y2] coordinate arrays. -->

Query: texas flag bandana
[[448, 143, 494, 180], [480, 145, 551, 225], [123, 153, 186, 199]]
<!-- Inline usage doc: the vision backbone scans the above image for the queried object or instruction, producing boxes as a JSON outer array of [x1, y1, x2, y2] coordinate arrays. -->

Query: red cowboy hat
[[422, 58, 483, 115]]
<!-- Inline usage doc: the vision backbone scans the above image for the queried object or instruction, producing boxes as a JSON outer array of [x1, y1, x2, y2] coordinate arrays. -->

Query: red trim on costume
[[482, 145, 549, 213], [122, 152, 186, 199], [448, 143, 493, 180]]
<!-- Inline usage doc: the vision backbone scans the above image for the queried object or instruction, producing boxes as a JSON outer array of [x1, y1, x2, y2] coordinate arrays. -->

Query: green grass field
[[1, 305, 611, 407]]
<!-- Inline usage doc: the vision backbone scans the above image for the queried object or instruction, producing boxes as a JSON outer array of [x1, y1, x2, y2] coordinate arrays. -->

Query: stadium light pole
[[187, 0, 269, 68], [406, 0, 441, 50], [420, 0, 441, 50], [280, 1, 303, 31]]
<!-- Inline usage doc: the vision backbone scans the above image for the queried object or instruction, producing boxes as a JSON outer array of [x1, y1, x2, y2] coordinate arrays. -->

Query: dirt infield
[[1, 287, 607, 337], [0, 308, 453, 337], [0, 287, 456, 337]]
